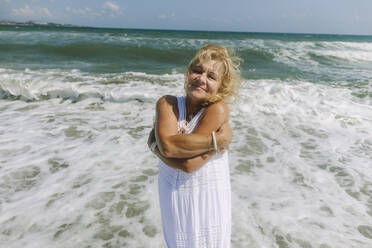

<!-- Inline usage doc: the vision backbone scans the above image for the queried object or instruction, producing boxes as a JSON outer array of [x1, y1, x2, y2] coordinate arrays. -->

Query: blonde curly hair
[[185, 44, 242, 104]]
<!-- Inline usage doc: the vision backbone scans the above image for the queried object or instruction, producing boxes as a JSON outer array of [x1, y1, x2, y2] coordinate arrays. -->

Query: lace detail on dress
[[177, 96, 205, 134], [159, 152, 230, 192], [176, 226, 222, 248]]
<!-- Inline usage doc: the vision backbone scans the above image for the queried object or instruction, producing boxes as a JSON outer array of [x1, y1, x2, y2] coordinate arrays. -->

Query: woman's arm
[[152, 145, 216, 173], [155, 95, 231, 158], [148, 124, 229, 173]]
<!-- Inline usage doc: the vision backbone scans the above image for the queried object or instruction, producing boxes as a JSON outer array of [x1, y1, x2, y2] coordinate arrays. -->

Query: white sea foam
[[242, 39, 372, 82], [0, 68, 371, 247], [240, 39, 372, 64], [0, 30, 211, 49], [229, 79, 372, 247], [0, 69, 184, 102]]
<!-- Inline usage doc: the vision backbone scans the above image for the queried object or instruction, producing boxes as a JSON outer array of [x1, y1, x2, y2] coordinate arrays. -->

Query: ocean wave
[[1, 29, 372, 85], [0, 68, 184, 102], [2, 29, 372, 63], [276, 40, 372, 64]]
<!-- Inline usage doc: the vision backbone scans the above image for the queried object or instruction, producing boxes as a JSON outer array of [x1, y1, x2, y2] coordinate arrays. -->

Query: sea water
[[0, 25, 371, 248]]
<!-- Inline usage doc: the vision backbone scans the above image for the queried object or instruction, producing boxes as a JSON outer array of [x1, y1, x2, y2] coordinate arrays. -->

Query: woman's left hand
[[147, 128, 156, 151], [216, 121, 232, 153]]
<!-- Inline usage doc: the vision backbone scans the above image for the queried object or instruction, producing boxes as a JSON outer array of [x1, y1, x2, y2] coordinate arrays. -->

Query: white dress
[[158, 96, 231, 248]]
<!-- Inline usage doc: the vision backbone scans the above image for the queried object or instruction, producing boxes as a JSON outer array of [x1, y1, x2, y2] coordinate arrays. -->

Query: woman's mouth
[[193, 84, 206, 92]]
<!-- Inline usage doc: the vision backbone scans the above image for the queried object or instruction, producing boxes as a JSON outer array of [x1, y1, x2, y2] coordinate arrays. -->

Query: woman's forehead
[[193, 59, 224, 72]]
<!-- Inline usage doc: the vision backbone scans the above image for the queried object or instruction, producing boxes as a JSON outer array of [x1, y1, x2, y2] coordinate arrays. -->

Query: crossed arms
[[147, 95, 232, 173]]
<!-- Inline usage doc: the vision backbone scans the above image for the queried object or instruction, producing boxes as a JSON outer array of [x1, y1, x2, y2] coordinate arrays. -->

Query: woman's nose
[[199, 73, 207, 84]]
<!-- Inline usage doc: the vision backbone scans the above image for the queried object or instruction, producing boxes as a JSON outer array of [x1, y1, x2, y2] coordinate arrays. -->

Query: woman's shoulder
[[204, 101, 229, 116], [199, 101, 230, 125], [156, 95, 179, 116], [157, 95, 178, 106]]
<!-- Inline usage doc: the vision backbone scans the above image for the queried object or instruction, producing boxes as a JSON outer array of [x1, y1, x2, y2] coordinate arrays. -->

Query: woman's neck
[[185, 96, 203, 122]]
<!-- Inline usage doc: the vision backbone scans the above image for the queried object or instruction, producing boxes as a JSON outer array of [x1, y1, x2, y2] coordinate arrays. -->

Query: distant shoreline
[[0, 21, 84, 28], [1, 21, 372, 37]]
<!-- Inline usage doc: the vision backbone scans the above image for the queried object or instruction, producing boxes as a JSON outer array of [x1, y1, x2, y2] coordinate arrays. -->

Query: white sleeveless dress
[[158, 96, 231, 248]]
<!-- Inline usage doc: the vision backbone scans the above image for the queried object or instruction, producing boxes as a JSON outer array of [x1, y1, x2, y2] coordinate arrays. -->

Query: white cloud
[[72, 7, 91, 16], [12, 5, 34, 17], [65, 2, 123, 19], [65, 6, 102, 18], [104, 2, 119, 12], [158, 13, 175, 20], [11, 5, 53, 20], [42, 7, 52, 17], [103, 1, 123, 16]]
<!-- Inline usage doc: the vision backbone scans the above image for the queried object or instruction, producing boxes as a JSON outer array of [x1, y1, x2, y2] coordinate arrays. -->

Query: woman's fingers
[[147, 128, 155, 150], [218, 141, 230, 153], [218, 146, 225, 154], [217, 121, 228, 132], [217, 121, 232, 145], [148, 121, 156, 151]]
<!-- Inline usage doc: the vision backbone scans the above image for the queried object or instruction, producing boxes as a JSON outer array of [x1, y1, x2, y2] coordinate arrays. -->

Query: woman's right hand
[[216, 121, 232, 153]]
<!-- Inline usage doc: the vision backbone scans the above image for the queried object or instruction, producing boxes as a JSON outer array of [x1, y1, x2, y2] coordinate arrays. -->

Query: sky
[[1, 0, 372, 35]]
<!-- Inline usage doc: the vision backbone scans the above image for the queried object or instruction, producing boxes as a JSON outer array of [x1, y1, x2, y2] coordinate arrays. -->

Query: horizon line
[[1, 20, 372, 37]]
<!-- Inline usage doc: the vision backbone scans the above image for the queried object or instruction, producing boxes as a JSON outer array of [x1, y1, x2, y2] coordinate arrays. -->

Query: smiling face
[[185, 59, 224, 104]]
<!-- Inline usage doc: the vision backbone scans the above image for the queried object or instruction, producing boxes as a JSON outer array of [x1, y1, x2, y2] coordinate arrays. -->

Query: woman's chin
[[187, 90, 208, 102]]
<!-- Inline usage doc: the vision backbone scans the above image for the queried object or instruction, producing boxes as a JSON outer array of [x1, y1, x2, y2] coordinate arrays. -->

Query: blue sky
[[1, 0, 372, 35]]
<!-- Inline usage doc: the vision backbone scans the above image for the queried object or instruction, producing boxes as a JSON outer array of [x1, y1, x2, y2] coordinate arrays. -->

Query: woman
[[148, 44, 241, 247]]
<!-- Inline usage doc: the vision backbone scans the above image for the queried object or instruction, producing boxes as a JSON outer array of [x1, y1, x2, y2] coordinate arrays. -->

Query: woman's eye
[[208, 74, 216, 80]]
